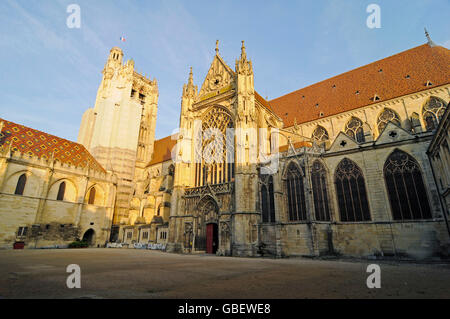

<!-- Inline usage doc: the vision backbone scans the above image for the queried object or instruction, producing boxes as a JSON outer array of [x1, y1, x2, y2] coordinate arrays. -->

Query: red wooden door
[[206, 224, 214, 254]]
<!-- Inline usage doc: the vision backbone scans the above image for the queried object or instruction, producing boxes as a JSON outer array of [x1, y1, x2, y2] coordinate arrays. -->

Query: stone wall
[[0, 149, 115, 249]]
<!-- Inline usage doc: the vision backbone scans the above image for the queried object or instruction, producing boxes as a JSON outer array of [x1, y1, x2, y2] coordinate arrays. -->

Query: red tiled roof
[[147, 135, 177, 166], [269, 44, 450, 127], [278, 141, 312, 153], [0, 118, 105, 172], [254, 91, 274, 113]]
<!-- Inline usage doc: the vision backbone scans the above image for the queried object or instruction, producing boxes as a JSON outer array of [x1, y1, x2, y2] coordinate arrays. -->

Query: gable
[[375, 121, 413, 145], [328, 132, 359, 152], [198, 55, 235, 99]]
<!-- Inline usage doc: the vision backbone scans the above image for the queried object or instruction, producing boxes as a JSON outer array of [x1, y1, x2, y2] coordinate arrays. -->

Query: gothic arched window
[[285, 163, 307, 221], [334, 158, 371, 222], [14, 174, 27, 195], [57, 182, 66, 201], [195, 107, 234, 186], [311, 125, 329, 142], [377, 108, 401, 133], [88, 187, 96, 205], [384, 150, 432, 220], [422, 97, 446, 131], [345, 117, 365, 143], [311, 160, 331, 221], [261, 176, 276, 223]]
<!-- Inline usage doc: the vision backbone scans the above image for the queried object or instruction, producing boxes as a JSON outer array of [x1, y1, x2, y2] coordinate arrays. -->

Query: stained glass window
[[377, 108, 401, 133], [311, 160, 331, 221], [422, 97, 446, 131], [384, 150, 432, 220], [285, 163, 307, 221], [335, 158, 371, 221], [345, 117, 365, 143]]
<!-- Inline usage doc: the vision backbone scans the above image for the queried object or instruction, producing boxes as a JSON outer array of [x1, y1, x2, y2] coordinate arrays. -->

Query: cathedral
[[0, 36, 449, 259]]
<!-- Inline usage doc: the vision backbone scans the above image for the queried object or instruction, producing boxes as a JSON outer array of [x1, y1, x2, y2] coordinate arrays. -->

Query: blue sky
[[0, 0, 449, 141]]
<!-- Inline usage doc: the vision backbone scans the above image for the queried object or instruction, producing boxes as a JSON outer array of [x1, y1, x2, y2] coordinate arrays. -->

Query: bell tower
[[78, 47, 158, 229]]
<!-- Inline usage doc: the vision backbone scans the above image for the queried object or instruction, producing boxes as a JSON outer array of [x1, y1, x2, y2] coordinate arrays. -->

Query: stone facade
[[78, 47, 158, 228], [427, 102, 450, 237], [0, 141, 116, 249], [1, 39, 449, 260], [157, 40, 450, 259]]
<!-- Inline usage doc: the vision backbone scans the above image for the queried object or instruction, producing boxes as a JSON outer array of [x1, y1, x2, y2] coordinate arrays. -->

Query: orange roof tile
[[269, 44, 450, 127], [147, 135, 177, 166], [278, 141, 312, 153], [255, 91, 274, 113], [0, 118, 106, 172]]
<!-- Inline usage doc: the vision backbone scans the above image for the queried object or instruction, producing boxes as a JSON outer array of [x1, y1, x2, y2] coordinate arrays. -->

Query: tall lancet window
[[311, 160, 331, 221], [195, 107, 234, 187], [384, 150, 432, 220], [261, 176, 276, 223], [285, 163, 307, 221], [334, 158, 371, 222]]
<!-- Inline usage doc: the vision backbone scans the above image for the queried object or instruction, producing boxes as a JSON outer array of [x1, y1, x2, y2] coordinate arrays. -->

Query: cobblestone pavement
[[0, 249, 448, 299]]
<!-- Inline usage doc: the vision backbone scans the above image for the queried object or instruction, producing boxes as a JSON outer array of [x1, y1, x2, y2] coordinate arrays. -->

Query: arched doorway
[[194, 196, 219, 253], [82, 229, 95, 246], [206, 223, 218, 254]]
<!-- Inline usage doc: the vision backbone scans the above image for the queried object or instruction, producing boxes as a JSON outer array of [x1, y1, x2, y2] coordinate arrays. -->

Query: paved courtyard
[[0, 248, 448, 299]]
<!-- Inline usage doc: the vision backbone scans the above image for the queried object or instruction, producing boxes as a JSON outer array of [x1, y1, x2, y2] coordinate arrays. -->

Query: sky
[[0, 0, 449, 141]]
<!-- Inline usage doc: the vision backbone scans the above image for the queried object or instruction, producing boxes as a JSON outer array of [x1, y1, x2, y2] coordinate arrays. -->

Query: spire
[[240, 40, 247, 61], [424, 28, 436, 47], [188, 66, 194, 86], [183, 66, 197, 98], [236, 40, 252, 75], [215, 40, 219, 55]]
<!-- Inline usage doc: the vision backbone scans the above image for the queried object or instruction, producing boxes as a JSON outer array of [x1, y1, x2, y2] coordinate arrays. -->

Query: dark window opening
[[311, 160, 331, 221], [57, 182, 66, 201], [261, 176, 276, 223], [285, 163, 307, 221], [88, 187, 96, 205], [384, 150, 432, 220], [15, 174, 27, 195], [335, 158, 371, 222]]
